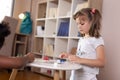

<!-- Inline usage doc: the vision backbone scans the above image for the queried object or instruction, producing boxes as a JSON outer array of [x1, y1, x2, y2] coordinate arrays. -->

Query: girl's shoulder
[[92, 37, 104, 48], [93, 37, 104, 42], [79, 36, 104, 44], [79, 36, 103, 40]]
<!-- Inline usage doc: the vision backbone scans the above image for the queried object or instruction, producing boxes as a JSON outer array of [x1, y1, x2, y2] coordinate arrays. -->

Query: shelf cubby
[[54, 38, 68, 57], [33, 37, 44, 53], [58, 0, 72, 17], [44, 19, 57, 37], [56, 18, 70, 37], [35, 20, 45, 37], [47, 0, 58, 18], [37, 2, 47, 18], [43, 38, 55, 57]]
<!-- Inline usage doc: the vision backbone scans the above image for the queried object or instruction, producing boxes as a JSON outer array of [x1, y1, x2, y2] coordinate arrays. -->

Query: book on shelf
[[57, 21, 69, 36]]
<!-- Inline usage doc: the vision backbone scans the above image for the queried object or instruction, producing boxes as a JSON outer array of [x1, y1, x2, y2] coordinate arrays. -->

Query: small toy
[[56, 59, 66, 64], [43, 56, 49, 60]]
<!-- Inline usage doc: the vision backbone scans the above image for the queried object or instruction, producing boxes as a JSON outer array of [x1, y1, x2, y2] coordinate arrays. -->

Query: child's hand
[[59, 52, 69, 58], [25, 53, 35, 63], [68, 55, 80, 63]]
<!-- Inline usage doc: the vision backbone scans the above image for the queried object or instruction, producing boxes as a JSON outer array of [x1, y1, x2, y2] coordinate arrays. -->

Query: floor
[[0, 69, 53, 80]]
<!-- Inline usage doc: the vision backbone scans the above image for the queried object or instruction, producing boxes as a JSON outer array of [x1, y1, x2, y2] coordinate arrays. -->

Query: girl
[[60, 8, 105, 80], [0, 21, 34, 69]]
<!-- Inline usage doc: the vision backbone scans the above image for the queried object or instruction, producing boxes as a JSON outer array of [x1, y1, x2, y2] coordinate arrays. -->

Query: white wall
[[98, 0, 120, 80]]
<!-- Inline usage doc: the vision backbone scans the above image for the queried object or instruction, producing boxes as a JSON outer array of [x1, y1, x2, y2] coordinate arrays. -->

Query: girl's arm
[[68, 45, 105, 68]]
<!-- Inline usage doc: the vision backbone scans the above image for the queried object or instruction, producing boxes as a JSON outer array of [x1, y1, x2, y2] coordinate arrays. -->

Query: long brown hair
[[73, 8, 102, 38]]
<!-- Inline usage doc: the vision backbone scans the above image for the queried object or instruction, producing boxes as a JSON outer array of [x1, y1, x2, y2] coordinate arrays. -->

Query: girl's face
[[75, 15, 91, 36]]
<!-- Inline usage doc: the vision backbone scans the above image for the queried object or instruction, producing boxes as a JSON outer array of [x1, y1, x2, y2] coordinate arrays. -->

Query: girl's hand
[[59, 52, 69, 58], [68, 55, 80, 63]]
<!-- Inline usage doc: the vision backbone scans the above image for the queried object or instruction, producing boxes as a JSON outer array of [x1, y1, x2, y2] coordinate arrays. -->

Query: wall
[[13, 0, 31, 33], [98, 0, 120, 80], [13, 0, 31, 18]]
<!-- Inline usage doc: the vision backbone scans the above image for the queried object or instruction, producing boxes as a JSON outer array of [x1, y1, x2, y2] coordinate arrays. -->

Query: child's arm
[[68, 45, 105, 68]]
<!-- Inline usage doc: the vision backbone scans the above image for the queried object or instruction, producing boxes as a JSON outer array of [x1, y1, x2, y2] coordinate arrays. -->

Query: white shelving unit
[[32, 0, 103, 78]]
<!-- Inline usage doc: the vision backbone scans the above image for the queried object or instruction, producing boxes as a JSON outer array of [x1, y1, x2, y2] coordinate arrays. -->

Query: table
[[27, 58, 82, 80]]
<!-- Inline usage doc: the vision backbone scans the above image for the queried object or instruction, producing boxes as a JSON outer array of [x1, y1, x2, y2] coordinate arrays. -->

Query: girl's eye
[[81, 23, 84, 25]]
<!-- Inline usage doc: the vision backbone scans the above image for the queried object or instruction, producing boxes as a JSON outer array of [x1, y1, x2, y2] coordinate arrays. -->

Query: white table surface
[[27, 58, 82, 70]]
